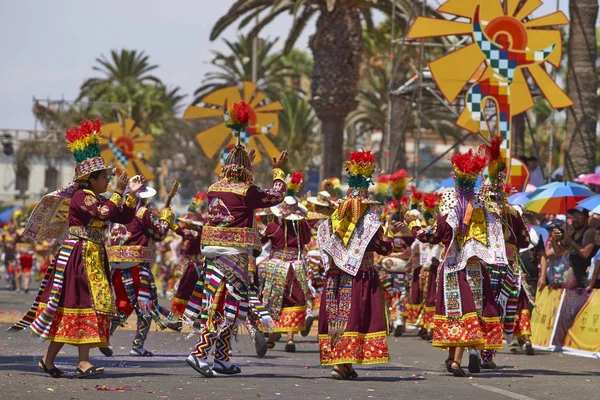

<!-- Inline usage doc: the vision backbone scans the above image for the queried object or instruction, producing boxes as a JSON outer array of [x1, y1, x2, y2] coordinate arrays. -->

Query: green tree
[[209, 0, 423, 179], [274, 91, 321, 171], [79, 49, 162, 99]]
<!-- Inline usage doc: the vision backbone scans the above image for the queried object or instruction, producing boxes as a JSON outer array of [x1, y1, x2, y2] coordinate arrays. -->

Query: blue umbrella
[[577, 194, 600, 214], [435, 175, 482, 191], [507, 192, 533, 206], [0, 206, 20, 224]]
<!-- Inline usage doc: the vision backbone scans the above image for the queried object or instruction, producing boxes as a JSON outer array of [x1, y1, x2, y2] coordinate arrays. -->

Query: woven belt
[[68, 226, 106, 244]]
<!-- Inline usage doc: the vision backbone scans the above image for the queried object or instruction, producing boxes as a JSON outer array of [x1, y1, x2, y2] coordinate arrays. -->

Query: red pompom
[[290, 171, 304, 185], [232, 102, 251, 126], [479, 136, 503, 163], [348, 149, 375, 164], [503, 184, 518, 195], [378, 174, 391, 183], [65, 127, 83, 143], [450, 149, 487, 175], [400, 195, 409, 205], [195, 191, 207, 201], [390, 169, 408, 182], [423, 193, 439, 209], [411, 190, 424, 201]]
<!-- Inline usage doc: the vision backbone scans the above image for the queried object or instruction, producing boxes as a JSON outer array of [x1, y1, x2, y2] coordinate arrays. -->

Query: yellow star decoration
[[98, 119, 155, 180], [183, 81, 282, 174]]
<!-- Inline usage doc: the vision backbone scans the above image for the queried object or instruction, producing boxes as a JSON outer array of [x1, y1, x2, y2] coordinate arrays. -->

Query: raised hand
[[272, 150, 288, 169], [116, 172, 128, 194], [128, 175, 145, 196]]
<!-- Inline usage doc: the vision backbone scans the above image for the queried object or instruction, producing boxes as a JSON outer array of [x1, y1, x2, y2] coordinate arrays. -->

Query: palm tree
[[210, 0, 421, 179], [563, 0, 598, 179], [194, 35, 311, 104], [274, 91, 321, 171], [78, 49, 162, 99]]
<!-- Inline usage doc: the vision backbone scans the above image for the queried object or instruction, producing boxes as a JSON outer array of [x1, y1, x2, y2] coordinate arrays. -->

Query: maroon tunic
[[109, 206, 173, 316], [413, 214, 503, 350], [261, 220, 312, 250], [318, 225, 394, 365], [36, 189, 136, 345]]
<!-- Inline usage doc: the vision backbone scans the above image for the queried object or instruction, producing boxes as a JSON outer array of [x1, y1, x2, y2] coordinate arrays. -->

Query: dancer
[[261, 192, 312, 352], [102, 185, 175, 357], [185, 102, 287, 377], [317, 150, 404, 380], [301, 191, 337, 336], [14, 216, 37, 294], [168, 192, 205, 331], [478, 138, 531, 368], [9, 120, 142, 378], [410, 148, 504, 377]]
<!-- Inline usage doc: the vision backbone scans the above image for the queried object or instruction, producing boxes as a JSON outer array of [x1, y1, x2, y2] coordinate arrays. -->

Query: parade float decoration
[[99, 119, 155, 180], [183, 81, 283, 174], [407, 0, 572, 191]]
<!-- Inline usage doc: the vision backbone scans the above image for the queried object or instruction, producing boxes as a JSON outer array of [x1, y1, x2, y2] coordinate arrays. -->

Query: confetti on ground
[[84, 385, 142, 391]]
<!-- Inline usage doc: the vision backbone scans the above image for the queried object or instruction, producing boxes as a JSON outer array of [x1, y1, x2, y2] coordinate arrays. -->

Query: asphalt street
[[0, 289, 598, 400]]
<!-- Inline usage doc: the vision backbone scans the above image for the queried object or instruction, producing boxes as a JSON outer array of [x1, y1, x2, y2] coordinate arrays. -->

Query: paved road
[[0, 289, 598, 400]]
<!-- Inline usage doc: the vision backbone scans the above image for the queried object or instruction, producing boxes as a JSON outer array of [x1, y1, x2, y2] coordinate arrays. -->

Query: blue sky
[[0, 0, 578, 129]]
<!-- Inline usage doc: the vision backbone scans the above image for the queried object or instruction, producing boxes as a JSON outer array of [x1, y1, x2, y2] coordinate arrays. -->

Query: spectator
[[527, 156, 545, 187], [586, 227, 600, 292], [551, 207, 598, 288]]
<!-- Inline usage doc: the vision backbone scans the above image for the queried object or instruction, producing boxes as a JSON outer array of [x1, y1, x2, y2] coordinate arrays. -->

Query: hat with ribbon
[[271, 196, 306, 220], [307, 191, 336, 208], [66, 120, 115, 182], [331, 149, 378, 245]]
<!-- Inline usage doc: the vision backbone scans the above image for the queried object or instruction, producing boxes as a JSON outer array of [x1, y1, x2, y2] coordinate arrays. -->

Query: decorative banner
[[531, 286, 564, 349], [183, 81, 282, 172], [532, 287, 600, 357], [407, 0, 572, 184], [98, 119, 155, 180]]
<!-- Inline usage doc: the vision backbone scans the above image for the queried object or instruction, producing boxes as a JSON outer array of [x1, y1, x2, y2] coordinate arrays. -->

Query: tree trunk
[[310, 5, 363, 180], [391, 95, 411, 170], [564, 0, 598, 180], [512, 113, 526, 159], [320, 116, 346, 179]]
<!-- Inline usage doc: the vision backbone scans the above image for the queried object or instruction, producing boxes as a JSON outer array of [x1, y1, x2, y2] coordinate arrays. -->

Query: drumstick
[[165, 181, 180, 208]]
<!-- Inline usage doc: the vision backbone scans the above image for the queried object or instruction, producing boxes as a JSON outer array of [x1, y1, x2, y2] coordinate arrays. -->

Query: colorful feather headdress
[[221, 102, 253, 183], [188, 191, 207, 214], [410, 190, 424, 210], [65, 119, 113, 181], [321, 177, 343, 199], [479, 137, 506, 188], [388, 169, 408, 201], [375, 174, 391, 203], [422, 193, 440, 222], [286, 171, 304, 197], [450, 148, 487, 234], [332, 150, 379, 246], [450, 149, 487, 193]]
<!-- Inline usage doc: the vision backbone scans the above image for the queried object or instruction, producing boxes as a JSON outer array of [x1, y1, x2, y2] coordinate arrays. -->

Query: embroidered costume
[[261, 195, 312, 342], [106, 187, 175, 356], [169, 192, 205, 326], [10, 120, 136, 349], [186, 101, 286, 377], [412, 149, 504, 355], [317, 150, 394, 368]]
